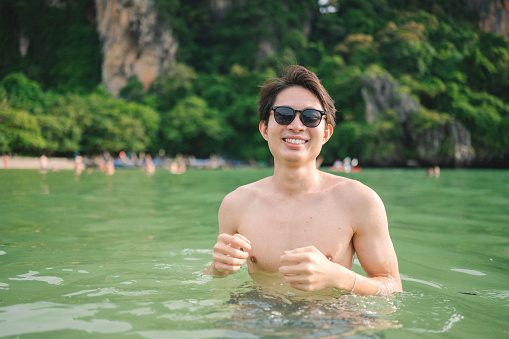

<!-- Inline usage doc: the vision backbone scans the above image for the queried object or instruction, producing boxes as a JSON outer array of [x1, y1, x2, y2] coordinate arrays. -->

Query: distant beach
[[1, 156, 75, 170]]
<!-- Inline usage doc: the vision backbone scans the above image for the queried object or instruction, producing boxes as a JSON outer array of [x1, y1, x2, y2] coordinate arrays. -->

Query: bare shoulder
[[222, 177, 271, 207], [218, 177, 271, 225], [323, 172, 382, 203], [322, 172, 387, 228]]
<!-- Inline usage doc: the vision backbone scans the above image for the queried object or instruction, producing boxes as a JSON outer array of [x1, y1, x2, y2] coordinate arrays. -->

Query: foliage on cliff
[[0, 0, 101, 93], [1, 0, 508, 166]]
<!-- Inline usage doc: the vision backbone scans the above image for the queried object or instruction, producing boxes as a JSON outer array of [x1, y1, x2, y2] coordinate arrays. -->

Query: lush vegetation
[[1, 0, 508, 166]]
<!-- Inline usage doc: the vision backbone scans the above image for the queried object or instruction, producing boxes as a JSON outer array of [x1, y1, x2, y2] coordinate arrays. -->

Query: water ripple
[[0, 301, 131, 337], [451, 268, 486, 276], [64, 287, 158, 298], [8, 270, 63, 285]]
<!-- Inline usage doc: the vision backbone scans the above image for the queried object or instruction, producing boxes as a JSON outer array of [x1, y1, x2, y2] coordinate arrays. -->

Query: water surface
[[0, 168, 508, 338]]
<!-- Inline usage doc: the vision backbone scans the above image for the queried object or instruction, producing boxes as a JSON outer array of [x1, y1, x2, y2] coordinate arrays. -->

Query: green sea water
[[0, 168, 508, 338]]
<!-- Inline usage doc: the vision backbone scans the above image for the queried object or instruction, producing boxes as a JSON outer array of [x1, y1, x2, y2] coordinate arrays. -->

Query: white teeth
[[285, 138, 306, 144]]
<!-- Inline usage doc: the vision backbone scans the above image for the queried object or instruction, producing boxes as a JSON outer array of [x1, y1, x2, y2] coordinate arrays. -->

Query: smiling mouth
[[283, 138, 307, 145]]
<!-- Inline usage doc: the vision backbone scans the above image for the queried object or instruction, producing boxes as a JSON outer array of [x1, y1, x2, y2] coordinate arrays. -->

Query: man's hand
[[206, 233, 251, 276], [279, 246, 353, 291]]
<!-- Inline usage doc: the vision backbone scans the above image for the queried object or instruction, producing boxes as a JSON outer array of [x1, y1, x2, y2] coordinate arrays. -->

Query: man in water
[[205, 66, 402, 295]]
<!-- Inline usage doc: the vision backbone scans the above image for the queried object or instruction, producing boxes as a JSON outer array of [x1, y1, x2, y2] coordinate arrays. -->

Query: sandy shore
[[1, 156, 75, 170]]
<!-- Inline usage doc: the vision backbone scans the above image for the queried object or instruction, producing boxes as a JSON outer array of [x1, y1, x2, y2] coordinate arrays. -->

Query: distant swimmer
[[105, 157, 115, 176], [75, 155, 84, 175], [144, 154, 156, 176], [39, 155, 48, 174]]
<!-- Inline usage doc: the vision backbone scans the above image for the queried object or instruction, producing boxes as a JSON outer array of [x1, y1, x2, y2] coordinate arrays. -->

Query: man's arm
[[205, 191, 251, 276], [349, 184, 402, 295], [279, 182, 402, 295]]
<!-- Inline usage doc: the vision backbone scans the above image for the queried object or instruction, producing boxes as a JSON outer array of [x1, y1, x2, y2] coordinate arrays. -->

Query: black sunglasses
[[271, 106, 326, 128]]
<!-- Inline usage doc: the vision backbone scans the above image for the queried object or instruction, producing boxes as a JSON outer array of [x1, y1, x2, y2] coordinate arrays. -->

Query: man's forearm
[[347, 273, 402, 295]]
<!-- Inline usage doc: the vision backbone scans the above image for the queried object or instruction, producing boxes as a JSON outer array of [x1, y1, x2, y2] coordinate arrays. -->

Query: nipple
[[326, 255, 333, 261], [250, 256, 257, 263]]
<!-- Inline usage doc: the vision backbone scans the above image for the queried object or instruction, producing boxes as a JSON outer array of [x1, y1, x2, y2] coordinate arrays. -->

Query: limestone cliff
[[467, 0, 509, 39], [361, 69, 475, 167], [362, 72, 419, 125], [411, 119, 474, 168], [95, 0, 177, 96]]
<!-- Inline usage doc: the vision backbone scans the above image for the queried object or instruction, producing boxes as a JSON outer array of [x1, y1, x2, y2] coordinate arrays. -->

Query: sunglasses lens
[[302, 110, 323, 127], [274, 107, 295, 125]]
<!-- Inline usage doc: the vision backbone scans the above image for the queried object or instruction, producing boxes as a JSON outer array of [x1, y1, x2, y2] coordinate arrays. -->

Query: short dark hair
[[257, 65, 336, 127]]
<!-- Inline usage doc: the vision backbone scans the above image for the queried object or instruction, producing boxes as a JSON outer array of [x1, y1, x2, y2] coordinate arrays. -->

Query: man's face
[[259, 86, 333, 165]]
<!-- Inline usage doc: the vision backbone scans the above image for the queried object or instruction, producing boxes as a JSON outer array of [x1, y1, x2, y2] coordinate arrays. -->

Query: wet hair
[[257, 65, 336, 127]]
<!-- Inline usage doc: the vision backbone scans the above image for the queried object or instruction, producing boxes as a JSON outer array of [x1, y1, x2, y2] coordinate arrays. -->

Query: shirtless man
[[205, 66, 402, 295]]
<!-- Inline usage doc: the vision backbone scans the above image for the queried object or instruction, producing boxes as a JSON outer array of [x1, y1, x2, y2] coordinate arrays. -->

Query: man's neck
[[272, 160, 322, 197]]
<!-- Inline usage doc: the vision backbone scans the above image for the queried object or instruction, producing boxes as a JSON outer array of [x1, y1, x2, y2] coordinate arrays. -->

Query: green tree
[[79, 93, 150, 154], [160, 96, 225, 157], [0, 72, 45, 110], [149, 63, 198, 112], [0, 105, 45, 154], [119, 76, 145, 103]]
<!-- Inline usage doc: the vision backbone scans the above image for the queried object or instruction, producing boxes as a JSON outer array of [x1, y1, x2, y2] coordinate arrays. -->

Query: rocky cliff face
[[361, 70, 475, 167], [411, 119, 474, 167], [61, 1, 506, 99], [95, 0, 177, 96], [467, 0, 509, 39], [362, 72, 419, 125]]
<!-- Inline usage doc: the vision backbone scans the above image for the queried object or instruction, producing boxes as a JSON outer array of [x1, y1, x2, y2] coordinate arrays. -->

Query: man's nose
[[287, 112, 305, 130]]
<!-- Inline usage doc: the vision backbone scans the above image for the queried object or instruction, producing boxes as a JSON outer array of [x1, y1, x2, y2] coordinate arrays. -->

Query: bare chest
[[237, 198, 354, 274]]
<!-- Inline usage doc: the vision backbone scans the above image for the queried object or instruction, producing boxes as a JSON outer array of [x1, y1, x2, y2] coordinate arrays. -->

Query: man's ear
[[323, 123, 333, 144], [259, 120, 269, 141]]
